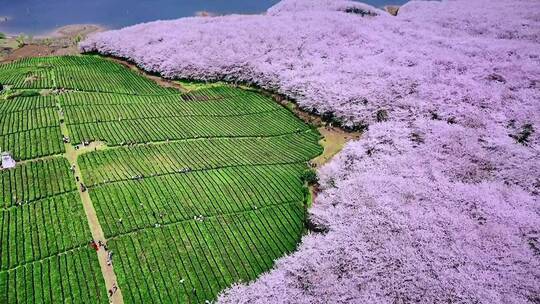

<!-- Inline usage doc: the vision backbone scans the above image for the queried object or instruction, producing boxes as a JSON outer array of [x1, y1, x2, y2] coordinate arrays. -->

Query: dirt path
[[57, 103, 124, 304]]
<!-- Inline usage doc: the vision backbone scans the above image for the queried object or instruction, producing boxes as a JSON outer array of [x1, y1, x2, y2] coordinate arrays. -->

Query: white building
[[1, 152, 16, 169]]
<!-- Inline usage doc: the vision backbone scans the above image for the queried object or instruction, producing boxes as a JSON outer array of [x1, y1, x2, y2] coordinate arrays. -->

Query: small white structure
[[1, 152, 16, 170]]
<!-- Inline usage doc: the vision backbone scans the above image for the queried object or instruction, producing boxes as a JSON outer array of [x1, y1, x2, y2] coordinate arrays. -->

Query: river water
[[0, 0, 408, 36]]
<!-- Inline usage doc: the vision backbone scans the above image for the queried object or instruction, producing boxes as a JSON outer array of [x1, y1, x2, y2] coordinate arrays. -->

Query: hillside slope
[[82, 0, 540, 302]]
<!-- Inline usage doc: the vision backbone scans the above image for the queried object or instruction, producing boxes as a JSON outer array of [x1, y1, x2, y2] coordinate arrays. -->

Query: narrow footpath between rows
[[56, 99, 125, 304]]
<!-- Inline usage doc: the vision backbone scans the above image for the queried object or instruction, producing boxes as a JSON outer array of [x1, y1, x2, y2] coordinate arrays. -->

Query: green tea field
[[0, 56, 322, 303]]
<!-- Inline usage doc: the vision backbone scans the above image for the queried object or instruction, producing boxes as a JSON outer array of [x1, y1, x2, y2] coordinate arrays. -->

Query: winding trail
[[57, 101, 125, 304]]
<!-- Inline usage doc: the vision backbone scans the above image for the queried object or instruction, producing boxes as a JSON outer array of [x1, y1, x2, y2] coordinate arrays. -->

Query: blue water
[[0, 0, 408, 35]]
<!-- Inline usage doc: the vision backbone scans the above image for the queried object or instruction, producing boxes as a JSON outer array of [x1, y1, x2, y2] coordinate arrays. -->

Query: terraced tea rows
[[1, 246, 106, 303], [0, 95, 64, 160], [0, 56, 176, 95], [0, 157, 75, 208], [0, 158, 108, 303], [67, 110, 309, 146], [1, 192, 91, 269], [89, 164, 307, 237], [79, 132, 321, 186], [111, 202, 305, 304], [0, 56, 322, 303]]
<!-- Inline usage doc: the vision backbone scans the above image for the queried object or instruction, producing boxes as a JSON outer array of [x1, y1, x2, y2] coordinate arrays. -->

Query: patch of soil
[[1, 23, 103, 63], [0, 47, 11, 59], [48, 24, 105, 39], [385, 5, 400, 16], [2, 44, 56, 62], [313, 127, 361, 167], [1, 42, 81, 63]]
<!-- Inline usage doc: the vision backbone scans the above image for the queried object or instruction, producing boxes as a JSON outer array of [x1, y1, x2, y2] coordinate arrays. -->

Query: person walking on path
[[109, 283, 118, 297], [90, 240, 99, 251], [107, 251, 114, 266]]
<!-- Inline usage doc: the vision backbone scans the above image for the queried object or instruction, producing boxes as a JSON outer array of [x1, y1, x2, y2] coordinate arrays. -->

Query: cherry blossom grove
[[81, 0, 540, 302]]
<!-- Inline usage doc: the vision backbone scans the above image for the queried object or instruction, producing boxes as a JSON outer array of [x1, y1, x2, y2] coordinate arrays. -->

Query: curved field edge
[[80, 0, 540, 303], [0, 55, 325, 303]]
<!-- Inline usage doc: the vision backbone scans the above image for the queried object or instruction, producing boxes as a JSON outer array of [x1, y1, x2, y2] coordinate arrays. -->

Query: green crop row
[[0, 247, 107, 304], [0, 157, 76, 208], [67, 109, 309, 146], [60, 91, 280, 124], [0, 56, 103, 70], [89, 163, 306, 238], [58, 85, 247, 107], [79, 131, 321, 186], [0, 192, 91, 271], [0, 95, 57, 114], [109, 202, 304, 303], [0, 66, 55, 90], [0, 95, 63, 161], [179, 85, 247, 102], [55, 65, 175, 95], [0, 127, 64, 161], [59, 91, 181, 106], [0, 108, 59, 135], [0, 55, 176, 95]]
